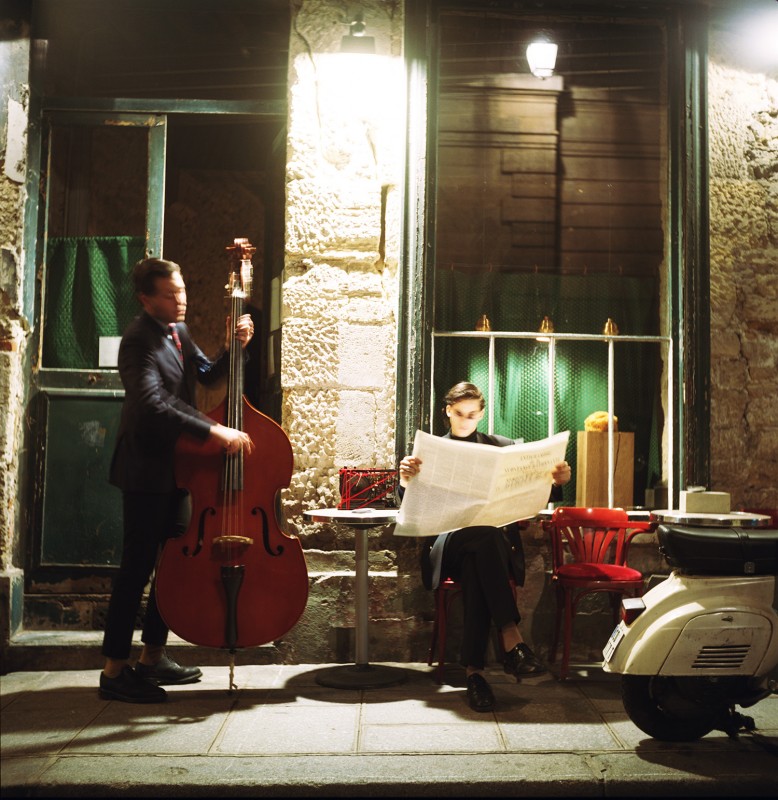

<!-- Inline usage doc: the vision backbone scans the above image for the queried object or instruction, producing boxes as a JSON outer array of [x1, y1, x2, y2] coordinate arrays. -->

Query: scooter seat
[[556, 563, 642, 581], [657, 524, 778, 575]]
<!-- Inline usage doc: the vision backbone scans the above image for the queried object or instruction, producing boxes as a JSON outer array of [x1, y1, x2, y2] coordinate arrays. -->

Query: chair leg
[[549, 584, 563, 664], [436, 594, 447, 684], [560, 590, 574, 681], [609, 592, 622, 627], [427, 606, 439, 669]]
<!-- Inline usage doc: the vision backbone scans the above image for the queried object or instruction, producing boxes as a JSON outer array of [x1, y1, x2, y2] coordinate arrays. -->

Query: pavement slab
[[2, 663, 776, 797]]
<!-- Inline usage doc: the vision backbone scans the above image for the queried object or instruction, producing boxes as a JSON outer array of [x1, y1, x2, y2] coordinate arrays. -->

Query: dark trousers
[[101, 491, 184, 660], [442, 526, 520, 670]]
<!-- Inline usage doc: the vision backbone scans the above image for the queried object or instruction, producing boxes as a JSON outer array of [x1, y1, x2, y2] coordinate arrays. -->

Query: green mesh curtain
[[433, 270, 664, 506], [43, 237, 144, 368]]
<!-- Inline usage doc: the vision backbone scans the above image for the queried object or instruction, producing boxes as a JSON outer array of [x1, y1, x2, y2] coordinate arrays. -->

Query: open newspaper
[[394, 430, 570, 538]]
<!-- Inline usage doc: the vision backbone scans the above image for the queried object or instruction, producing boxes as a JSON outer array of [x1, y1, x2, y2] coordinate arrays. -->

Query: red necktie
[[168, 323, 183, 363]]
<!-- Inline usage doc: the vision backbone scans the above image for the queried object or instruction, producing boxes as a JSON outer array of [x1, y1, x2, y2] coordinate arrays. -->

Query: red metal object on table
[[338, 468, 398, 509]]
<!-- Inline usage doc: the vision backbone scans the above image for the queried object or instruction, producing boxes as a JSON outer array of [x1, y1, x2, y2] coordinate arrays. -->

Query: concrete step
[[3, 630, 282, 674]]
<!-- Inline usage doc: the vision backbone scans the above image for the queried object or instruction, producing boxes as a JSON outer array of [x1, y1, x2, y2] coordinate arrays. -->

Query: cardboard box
[[679, 490, 730, 513], [576, 431, 634, 508]]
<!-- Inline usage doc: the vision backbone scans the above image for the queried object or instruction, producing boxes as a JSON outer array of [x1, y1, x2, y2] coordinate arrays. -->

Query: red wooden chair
[[427, 576, 517, 684], [544, 506, 654, 680], [427, 577, 462, 684]]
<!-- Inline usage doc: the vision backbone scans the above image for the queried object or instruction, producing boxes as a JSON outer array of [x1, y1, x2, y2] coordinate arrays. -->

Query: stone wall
[[708, 22, 778, 511], [278, 0, 426, 661], [0, 11, 31, 641]]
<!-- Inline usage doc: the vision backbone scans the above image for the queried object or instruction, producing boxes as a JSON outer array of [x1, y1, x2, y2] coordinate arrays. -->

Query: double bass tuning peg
[[225, 237, 255, 297]]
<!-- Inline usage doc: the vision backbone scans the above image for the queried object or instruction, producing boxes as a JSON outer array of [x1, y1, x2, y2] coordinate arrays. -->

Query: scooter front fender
[[603, 571, 778, 676]]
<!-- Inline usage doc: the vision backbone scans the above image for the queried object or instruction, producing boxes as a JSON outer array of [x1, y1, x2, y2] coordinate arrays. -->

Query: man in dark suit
[[100, 257, 254, 703]]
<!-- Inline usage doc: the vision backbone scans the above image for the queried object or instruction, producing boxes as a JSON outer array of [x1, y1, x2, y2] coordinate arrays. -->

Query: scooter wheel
[[621, 675, 720, 741]]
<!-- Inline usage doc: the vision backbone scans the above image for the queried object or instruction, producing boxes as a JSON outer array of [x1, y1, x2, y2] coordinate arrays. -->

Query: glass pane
[[432, 7, 669, 508], [39, 394, 124, 567], [47, 124, 148, 239], [32, 0, 289, 102], [435, 10, 666, 330], [43, 123, 148, 368]]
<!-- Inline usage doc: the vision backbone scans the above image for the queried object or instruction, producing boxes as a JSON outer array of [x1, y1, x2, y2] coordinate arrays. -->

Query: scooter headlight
[[621, 597, 646, 625]]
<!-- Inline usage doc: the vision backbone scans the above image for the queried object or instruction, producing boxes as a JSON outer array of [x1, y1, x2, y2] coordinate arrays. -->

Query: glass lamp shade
[[526, 40, 558, 78]]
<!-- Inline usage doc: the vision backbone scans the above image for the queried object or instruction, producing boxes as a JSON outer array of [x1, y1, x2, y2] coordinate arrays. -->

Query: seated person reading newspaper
[[398, 382, 571, 712]]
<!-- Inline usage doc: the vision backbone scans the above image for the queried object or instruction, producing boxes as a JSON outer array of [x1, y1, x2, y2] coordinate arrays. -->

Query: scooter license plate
[[602, 622, 625, 662]]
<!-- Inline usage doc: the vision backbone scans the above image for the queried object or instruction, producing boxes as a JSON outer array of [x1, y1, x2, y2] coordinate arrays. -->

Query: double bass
[[156, 238, 308, 680]]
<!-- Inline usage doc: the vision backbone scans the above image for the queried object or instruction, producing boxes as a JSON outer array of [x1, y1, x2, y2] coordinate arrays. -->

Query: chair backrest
[[549, 506, 633, 570]]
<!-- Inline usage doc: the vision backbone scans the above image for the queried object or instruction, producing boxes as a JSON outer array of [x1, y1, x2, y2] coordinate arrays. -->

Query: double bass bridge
[[213, 534, 254, 547]]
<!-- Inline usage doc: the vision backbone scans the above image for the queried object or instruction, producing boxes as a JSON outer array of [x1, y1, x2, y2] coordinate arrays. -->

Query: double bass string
[[222, 269, 246, 554]]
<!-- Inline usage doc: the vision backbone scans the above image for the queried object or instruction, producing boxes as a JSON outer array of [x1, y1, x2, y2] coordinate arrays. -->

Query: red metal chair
[[544, 506, 654, 680], [427, 576, 517, 684]]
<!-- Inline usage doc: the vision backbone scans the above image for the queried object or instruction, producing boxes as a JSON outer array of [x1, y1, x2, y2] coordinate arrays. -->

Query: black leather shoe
[[504, 643, 547, 677], [466, 673, 495, 712], [135, 654, 203, 685], [99, 666, 167, 703]]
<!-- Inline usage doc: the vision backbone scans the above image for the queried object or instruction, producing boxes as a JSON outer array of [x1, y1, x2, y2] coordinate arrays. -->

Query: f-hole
[[252, 506, 283, 556], [182, 506, 215, 557]]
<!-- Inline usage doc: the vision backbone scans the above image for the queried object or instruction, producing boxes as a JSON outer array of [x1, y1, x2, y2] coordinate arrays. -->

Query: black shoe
[[504, 643, 547, 677], [466, 673, 495, 712], [99, 666, 167, 703], [135, 654, 203, 685]]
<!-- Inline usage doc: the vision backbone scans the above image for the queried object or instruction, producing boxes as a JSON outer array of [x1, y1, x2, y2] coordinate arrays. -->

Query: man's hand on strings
[[210, 423, 254, 455], [225, 314, 254, 349]]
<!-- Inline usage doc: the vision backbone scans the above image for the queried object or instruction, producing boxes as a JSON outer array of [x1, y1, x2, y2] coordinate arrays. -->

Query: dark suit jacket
[[109, 311, 230, 493]]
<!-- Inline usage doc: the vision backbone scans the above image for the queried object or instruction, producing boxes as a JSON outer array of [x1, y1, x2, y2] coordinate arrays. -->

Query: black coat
[[411, 431, 563, 590], [109, 311, 230, 493]]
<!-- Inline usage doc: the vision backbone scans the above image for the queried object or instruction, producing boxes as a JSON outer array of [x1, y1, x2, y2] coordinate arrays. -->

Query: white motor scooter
[[602, 510, 778, 742]]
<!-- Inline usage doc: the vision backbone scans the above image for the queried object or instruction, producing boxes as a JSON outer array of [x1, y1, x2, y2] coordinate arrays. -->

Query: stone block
[[337, 324, 388, 389], [281, 318, 338, 388]]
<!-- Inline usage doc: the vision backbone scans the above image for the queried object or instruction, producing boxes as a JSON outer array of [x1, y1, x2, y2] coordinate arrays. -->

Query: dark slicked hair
[[443, 382, 485, 409], [132, 258, 181, 297]]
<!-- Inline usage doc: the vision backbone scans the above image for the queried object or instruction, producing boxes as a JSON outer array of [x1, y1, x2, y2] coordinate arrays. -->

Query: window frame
[[397, 0, 711, 506]]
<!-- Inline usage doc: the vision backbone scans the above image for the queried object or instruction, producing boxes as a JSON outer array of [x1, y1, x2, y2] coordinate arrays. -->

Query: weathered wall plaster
[[278, 1, 411, 660], [708, 24, 778, 510], [0, 15, 31, 641]]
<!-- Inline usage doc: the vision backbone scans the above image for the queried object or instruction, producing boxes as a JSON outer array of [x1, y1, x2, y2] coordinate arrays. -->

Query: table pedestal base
[[314, 663, 407, 689]]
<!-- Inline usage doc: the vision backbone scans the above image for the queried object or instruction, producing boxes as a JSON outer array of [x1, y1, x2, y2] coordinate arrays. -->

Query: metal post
[[354, 528, 369, 667], [607, 337, 615, 508], [548, 338, 556, 437], [488, 334, 495, 434]]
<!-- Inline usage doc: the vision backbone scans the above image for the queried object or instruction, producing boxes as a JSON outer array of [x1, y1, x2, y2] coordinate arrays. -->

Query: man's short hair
[[133, 258, 181, 297], [444, 382, 485, 410]]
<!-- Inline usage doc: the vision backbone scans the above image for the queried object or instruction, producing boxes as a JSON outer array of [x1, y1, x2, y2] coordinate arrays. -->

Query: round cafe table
[[650, 509, 771, 528], [303, 507, 407, 689]]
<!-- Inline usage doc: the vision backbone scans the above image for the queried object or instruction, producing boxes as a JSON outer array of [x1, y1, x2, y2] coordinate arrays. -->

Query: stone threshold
[[2, 630, 283, 673]]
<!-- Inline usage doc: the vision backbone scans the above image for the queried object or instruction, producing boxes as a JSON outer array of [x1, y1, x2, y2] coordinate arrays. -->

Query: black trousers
[[442, 526, 521, 670], [101, 491, 186, 660]]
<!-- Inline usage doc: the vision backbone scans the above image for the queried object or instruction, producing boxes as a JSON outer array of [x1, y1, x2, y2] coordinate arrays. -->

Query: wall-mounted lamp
[[526, 34, 558, 79], [341, 11, 376, 54]]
